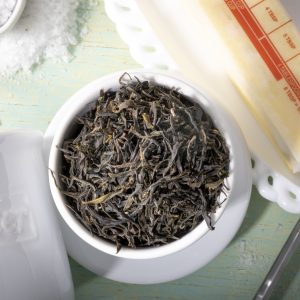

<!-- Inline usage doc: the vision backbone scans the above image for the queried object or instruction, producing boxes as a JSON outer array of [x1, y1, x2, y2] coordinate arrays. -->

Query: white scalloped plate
[[104, 0, 300, 213]]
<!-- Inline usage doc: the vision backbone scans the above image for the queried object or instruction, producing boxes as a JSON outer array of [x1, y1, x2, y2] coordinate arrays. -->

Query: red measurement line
[[224, 0, 282, 80], [268, 19, 292, 35], [260, 37, 283, 68], [250, 0, 265, 10], [238, 1, 265, 38], [286, 52, 300, 63], [225, 0, 300, 102], [245, 2, 300, 89], [279, 65, 300, 100]]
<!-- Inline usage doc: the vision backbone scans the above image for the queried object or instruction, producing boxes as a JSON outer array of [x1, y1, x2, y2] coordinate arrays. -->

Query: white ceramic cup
[[48, 70, 244, 260], [0, 0, 27, 34]]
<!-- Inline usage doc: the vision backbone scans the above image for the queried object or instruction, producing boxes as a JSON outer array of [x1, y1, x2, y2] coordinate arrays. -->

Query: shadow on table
[[233, 186, 271, 242], [69, 257, 98, 288]]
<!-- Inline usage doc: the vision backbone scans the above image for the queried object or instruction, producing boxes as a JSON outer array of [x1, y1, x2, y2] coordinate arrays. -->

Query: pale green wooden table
[[0, 2, 299, 299]]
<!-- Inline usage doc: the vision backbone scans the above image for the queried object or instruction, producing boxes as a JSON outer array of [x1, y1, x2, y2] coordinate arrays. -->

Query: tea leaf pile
[[59, 74, 230, 249]]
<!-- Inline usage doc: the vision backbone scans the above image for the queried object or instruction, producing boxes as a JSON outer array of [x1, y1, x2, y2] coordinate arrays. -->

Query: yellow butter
[[197, 0, 300, 172]]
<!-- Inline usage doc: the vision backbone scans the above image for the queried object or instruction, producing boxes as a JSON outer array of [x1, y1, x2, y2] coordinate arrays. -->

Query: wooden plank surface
[[0, 1, 299, 299]]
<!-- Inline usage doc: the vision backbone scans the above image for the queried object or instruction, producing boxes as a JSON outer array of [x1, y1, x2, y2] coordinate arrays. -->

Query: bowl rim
[[48, 69, 238, 260], [0, 0, 27, 34]]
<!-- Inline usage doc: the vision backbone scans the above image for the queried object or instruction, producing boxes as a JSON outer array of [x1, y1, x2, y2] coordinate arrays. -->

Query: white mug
[[48, 70, 247, 260]]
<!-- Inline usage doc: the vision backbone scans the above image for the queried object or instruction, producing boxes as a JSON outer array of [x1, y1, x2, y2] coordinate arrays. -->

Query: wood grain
[[0, 1, 299, 299]]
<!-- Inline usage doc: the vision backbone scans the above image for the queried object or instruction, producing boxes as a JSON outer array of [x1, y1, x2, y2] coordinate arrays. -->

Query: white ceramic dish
[[45, 70, 252, 283], [0, 130, 74, 300], [104, 0, 300, 214], [0, 0, 27, 34], [48, 70, 239, 260]]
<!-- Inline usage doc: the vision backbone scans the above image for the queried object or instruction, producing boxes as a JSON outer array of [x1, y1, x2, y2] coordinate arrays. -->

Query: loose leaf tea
[[58, 74, 230, 250]]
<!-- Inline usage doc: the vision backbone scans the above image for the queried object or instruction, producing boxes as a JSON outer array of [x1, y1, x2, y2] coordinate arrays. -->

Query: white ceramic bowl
[[0, 0, 27, 34], [49, 70, 239, 260]]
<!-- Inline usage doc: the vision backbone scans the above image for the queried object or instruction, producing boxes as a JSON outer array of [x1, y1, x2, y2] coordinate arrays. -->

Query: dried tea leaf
[[83, 189, 123, 205], [58, 74, 230, 249]]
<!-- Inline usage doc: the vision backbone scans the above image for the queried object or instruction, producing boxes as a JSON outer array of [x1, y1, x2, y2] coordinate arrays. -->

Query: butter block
[[196, 0, 300, 173]]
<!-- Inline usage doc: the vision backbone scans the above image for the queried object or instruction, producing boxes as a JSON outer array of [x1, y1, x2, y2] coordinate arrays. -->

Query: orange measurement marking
[[286, 52, 300, 63], [225, 0, 300, 102], [249, 0, 265, 10], [244, 5, 300, 88], [283, 33, 296, 49], [267, 20, 292, 35], [266, 7, 278, 22], [225, 0, 282, 80]]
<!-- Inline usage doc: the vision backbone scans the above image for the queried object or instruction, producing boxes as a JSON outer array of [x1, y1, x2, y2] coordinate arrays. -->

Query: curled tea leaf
[[59, 74, 230, 249], [83, 189, 123, 205]]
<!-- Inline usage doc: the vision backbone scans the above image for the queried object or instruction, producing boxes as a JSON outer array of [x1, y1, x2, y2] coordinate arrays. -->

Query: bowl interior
[[49, 71, 234, 259]]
